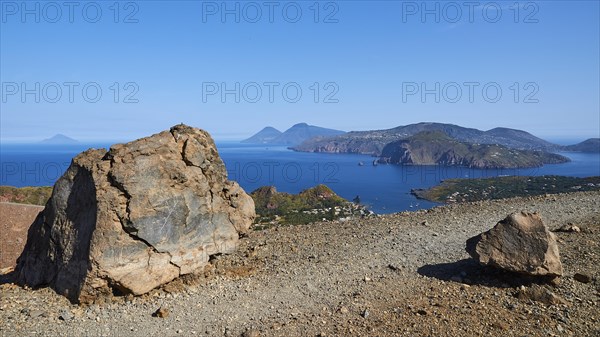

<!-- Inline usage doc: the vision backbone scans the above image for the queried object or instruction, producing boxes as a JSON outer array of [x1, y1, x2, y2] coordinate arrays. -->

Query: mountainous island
[[243, 123, 345, 146], [564, 138, 600, 153], [241, 127, 282, 144], [40, 134, 78, 144], [284, 122, 575, 169], [378, 131, 569, 169], [292, 122, 560, 155]]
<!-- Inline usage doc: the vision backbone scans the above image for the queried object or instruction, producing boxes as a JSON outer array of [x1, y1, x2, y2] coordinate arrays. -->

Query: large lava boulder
[[466, 212, 563, 277], [15, 124, 255, 303]]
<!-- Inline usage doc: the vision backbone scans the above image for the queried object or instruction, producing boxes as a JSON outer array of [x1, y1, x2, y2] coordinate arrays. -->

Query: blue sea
[[1, 142, 599, 214]]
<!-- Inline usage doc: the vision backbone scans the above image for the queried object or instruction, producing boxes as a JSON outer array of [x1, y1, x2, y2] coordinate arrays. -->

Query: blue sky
[[1, 0, 599, 142]]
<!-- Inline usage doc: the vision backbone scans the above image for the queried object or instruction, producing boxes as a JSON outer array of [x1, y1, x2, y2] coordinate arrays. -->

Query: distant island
[[40, 134, 78, 144], [242, 122, 595, 169], [564, 138, 600, 153], [242, 127, 282, 144], [281, 122, 600, 169], [291, 122, 561, 155], [243, 123, 345, 146]]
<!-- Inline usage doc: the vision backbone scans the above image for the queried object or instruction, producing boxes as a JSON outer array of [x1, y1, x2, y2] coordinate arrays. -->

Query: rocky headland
[[377, 131, 568, 168], [251, 185, 371, 227]]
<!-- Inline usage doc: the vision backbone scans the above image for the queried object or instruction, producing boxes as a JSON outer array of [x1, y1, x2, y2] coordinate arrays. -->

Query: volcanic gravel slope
[[1, 191, 599, 337]]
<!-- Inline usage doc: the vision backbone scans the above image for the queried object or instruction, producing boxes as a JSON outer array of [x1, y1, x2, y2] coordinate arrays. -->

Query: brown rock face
[[466, 212, 563, 277], [15, 125, 255, 303]]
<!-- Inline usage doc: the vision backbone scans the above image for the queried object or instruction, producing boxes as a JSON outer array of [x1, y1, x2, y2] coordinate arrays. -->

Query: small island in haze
[[564, 138, 600, 153], [242, 123, 345, 146], [40, 134, 78, 144]]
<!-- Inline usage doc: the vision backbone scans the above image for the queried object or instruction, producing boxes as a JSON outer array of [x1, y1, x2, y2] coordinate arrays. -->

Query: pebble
[[573, 273, 592, 283], [58, 309, 74, 321], [153, 307, 169, 318], [29, 310, 46, 318], [492, 321, 508, 330], [241, 329, 260, 337], [557, 223, 581, 233], [387, 264, 400, 271]]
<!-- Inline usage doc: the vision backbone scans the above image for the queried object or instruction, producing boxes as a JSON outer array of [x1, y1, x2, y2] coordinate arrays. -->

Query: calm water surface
[[1, 142, 599, 214]]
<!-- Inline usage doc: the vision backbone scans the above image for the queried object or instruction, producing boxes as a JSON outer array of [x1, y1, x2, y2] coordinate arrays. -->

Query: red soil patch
[[0, 202, 44, 269]]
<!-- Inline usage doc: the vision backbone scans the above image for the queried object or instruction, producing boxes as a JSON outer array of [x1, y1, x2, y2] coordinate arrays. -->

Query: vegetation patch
[[1, 184, 373, 228], [412, 175, 600, 203], [0, 186, 52, 206], [251, 184, 371, 228]]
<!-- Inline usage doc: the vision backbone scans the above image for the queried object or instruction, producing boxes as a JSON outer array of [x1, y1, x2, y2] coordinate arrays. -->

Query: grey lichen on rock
[[466, 211, 563, 278], [15, 124, 255, 303]]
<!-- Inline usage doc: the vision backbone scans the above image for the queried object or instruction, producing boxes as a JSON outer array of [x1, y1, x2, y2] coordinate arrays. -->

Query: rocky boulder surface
[[466, 211, 563, 277], [15, 124, 255, 303]]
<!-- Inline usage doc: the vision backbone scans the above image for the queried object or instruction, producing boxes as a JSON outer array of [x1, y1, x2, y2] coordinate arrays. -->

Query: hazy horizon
[[0, 120, 598, 145]]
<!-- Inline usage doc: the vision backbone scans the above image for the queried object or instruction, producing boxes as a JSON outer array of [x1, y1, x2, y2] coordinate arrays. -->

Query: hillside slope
[[241, 127, 282, 144], [378, 131, 569, 168], [564, 138, 600, 153], [2, 191, 599, 336], [245, 123, 345, 146]]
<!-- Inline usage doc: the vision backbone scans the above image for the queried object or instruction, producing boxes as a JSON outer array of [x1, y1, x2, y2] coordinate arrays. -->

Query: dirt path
[[1, 192, 599, 336]]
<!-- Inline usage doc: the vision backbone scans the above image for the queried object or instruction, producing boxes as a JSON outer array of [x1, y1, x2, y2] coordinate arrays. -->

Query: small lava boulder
[[15, 124, 255, 303], [466, 212, 563, 277]]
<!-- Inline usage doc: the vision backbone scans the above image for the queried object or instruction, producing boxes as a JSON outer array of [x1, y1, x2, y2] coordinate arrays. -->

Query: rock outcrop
[[466, 212, 563, 277], [15, 124, 255, 303]]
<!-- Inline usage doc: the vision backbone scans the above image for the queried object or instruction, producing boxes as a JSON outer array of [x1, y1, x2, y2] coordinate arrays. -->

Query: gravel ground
[[1, 191, 599, 337]]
